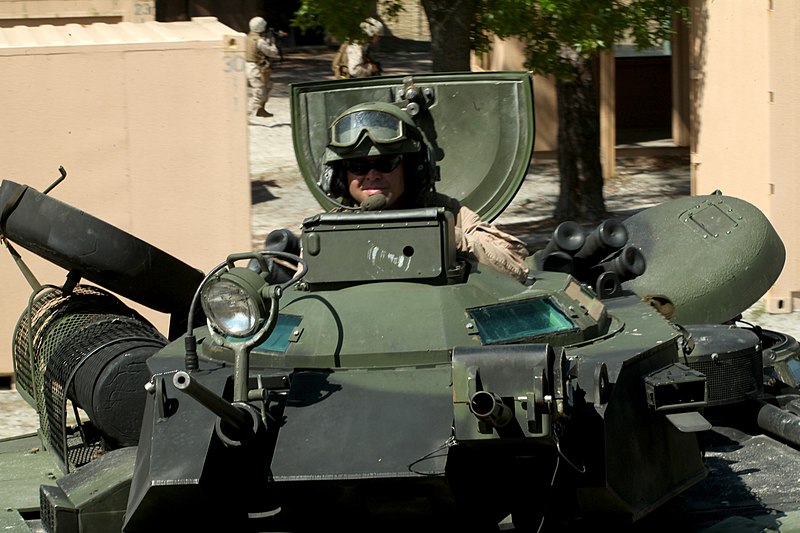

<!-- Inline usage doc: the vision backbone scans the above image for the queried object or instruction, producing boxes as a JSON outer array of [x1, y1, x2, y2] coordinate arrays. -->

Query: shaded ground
[[497, 154, 691, 251]]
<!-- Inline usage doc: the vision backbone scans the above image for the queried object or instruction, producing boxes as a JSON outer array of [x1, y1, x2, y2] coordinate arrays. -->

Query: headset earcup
[[330, 164, 347, 198], [319, 164, 347, 198], [318, 165, 334, 195]]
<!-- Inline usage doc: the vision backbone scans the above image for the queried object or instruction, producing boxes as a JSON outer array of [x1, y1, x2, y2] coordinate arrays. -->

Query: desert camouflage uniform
[[246, 30, 280, 116]]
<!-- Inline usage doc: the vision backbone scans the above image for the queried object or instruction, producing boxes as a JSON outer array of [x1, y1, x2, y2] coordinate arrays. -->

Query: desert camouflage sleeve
[[454, 205, 530, 283]]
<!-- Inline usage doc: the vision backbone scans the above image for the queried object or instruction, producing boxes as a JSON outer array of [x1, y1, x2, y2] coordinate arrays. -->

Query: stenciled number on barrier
[[134, 2, 153, 16], [223, 55, 247, 73], [223, 55, 246, 111]]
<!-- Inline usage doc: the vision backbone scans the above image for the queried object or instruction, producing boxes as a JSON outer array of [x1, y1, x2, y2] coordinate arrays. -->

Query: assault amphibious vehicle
[[2, 71, 800, 531]]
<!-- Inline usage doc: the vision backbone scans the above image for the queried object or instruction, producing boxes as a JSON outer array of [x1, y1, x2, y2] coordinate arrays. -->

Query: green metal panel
[[0, 510, 30, 532], [272, 365, 454, 479], [623, 193, 785, 324], [253, 272, 531, 368], [301, 208, 455, 284], [0, 434, 61, 512]]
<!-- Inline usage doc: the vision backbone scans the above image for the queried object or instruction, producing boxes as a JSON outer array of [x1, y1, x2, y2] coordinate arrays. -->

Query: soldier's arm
[[257, 37, 280, 59], [454, 206, 530, 283]]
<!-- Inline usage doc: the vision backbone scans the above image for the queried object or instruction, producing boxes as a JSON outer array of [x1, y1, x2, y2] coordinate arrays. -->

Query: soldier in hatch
[[317, 102, 530, 283]]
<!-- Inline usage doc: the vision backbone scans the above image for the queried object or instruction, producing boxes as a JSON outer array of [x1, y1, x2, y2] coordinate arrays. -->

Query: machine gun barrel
[[173, 371, 254, 436]]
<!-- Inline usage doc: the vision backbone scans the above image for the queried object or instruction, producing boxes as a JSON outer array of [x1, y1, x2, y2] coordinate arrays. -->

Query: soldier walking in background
[[344, 17, 384, 78], [246, 16, 281, 118]]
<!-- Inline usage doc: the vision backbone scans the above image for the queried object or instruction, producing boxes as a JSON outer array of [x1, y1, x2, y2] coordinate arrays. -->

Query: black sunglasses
[[343, 155, 403, 176]]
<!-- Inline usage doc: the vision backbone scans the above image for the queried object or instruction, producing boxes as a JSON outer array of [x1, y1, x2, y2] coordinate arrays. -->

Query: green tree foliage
[[473, 1, 686, 220], [293, 0, 686, 221], [475, 0, 682, 78], [293, 1, 475, 71], [293, 0, 403, 43]]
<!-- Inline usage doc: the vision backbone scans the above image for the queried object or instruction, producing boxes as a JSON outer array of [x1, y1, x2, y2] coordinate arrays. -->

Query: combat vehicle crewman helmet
[[319, 102, 436, 203]]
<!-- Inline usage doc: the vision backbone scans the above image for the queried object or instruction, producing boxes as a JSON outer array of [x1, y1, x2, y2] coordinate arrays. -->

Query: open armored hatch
[[290, 70, 535, 222]]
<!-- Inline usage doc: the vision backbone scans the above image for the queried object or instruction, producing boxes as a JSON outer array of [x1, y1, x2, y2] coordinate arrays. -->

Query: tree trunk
[[421, 0, 475, 72], [554, 53, 607, 222]]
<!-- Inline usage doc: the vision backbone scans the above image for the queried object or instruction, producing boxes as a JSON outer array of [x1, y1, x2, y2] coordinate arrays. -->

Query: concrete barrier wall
[[0, 17, 251, 374], [0, 0, 156, 26]]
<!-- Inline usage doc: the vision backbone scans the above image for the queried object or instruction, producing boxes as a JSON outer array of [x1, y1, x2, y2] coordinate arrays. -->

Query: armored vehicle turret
[[2, 71, 800, 532]]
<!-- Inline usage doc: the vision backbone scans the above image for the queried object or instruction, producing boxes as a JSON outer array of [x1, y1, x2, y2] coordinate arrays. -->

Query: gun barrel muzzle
[[469, 391, 513, 427]]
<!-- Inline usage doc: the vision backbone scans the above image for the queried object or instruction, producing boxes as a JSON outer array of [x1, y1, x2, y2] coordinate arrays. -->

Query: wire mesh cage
[[12, 284, 167, 471]]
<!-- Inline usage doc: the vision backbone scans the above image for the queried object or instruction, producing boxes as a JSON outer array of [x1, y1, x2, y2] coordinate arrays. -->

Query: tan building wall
[[379, 0, 430, 42], [690, 1, 770, 206], [0, 0, 155, 26], [691, 0, 799, 313], [0, 17, 251, 374], [767, 0, 800, 313]]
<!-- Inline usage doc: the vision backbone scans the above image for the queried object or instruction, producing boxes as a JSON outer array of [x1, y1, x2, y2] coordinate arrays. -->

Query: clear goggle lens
[[330, 110, 405, 147]]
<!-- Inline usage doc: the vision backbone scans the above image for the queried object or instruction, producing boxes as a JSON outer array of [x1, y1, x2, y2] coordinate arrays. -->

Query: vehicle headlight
[[201, 268, 268, 338]]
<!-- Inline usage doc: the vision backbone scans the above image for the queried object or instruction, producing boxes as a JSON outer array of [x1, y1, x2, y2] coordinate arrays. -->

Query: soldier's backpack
[[331, 42, 350, 78]]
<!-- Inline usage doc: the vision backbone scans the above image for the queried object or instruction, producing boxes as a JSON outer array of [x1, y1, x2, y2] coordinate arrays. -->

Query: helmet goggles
[[329, 110, 406, 148]]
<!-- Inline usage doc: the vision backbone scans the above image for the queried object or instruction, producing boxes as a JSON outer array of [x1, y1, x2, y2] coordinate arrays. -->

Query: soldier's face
[[345, 155, 405, 208]]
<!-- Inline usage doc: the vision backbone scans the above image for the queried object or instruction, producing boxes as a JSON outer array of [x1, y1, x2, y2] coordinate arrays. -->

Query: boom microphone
[[361, 194, 387, 211]]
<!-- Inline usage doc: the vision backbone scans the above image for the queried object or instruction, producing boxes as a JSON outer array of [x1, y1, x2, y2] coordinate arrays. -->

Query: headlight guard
[[201, 267, 269, 339]]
